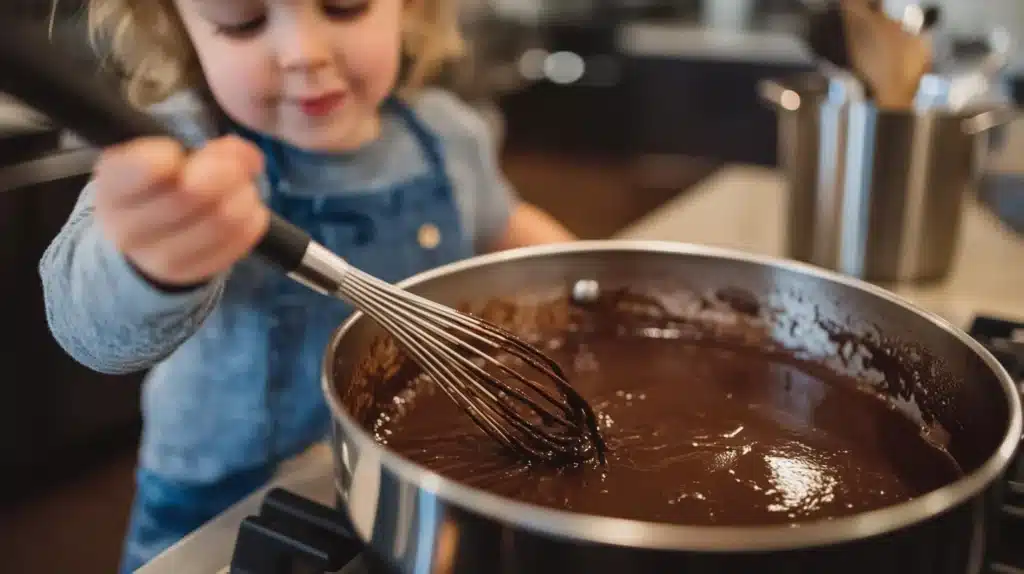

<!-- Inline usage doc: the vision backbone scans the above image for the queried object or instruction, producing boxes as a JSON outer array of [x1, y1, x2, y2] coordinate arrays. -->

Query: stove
[[966, 316, 1024, 574], [139, 314, 1024, 574], [229, 488, 368, 574]]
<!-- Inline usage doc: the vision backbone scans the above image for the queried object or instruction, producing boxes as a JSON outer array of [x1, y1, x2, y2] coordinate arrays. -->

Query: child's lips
[[296, 92, 346, 117]]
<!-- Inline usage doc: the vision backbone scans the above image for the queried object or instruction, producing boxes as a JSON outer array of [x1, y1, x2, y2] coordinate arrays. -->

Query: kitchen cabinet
[[0, 109, 142, 501]]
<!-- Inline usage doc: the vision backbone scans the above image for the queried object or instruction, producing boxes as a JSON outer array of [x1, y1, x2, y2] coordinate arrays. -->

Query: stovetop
[[968, 316, 1024, 574], [203, 314, 1024, 574]]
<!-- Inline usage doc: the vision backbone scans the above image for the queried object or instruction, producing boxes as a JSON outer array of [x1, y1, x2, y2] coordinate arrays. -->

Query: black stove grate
[[229, 488, 371, 574], [227, 314, 1024, 574], [969, 316, 1024, 574], [968, 316, 1024, 383]]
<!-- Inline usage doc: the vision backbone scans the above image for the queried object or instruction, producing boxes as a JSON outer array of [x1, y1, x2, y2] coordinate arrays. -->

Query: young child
[[38, 1, 574, 572]]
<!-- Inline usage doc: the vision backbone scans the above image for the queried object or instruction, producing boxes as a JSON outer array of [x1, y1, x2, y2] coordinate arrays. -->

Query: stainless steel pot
[[759, 72, 1017, 283], [322, 240, 1021, 574]]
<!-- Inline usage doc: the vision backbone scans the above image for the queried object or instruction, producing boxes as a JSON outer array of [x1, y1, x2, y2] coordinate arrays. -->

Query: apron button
[[418, 223, 441, 249]]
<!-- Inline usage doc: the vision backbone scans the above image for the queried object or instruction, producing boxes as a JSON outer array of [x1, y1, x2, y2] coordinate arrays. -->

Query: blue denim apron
[[120, 98, 473, 573]]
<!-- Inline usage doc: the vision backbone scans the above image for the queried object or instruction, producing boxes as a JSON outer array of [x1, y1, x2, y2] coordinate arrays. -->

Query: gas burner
[[227, 315, 1024, 574]]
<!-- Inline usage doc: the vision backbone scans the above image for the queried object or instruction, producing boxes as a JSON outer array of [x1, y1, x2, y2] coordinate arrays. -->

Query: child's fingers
[[171, 192, 269, 281], [94, 138, 186, 208], [128, 185, 268, 284], [107, 136, 265, 251], [182, 137, 264, 190], [105, 181, 215, 251], [213, 135, 265, 176], [94, 135, 269, 285]]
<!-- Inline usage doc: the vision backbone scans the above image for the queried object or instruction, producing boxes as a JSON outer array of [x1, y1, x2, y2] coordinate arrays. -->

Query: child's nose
[[277, 23, 331, 72]]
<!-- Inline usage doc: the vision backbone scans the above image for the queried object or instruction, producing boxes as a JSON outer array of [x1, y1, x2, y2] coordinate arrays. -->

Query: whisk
[[0, 24, 606, 466]]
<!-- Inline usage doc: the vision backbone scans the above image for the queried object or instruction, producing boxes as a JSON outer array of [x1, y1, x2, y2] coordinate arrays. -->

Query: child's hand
[[93, 136, 270, 287]]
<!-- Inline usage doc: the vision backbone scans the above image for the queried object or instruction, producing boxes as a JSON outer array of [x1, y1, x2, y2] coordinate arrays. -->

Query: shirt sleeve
[[467, 110, 518, 250], [37, 92, 226, 375], [411, 89, 519, 251]]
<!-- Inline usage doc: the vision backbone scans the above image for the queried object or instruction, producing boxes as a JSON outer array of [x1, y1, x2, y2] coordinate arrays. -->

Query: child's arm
[[487, 201, 575, 251], [39, 93, 266, 375], [39, 128, 266, 375], [38, 183, 226, 375]]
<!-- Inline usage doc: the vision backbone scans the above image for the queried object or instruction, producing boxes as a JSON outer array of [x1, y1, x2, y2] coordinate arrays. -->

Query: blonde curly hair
[[85, 0, 465, 107]]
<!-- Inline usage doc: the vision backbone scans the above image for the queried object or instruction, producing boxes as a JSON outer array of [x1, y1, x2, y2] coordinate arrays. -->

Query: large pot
[[321, 240, 1021, 573], [759, 73, 1017, 283]]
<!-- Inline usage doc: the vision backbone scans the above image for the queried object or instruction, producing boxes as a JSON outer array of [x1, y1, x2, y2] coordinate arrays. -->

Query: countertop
[[138, 163, 1024, 574], [617, 164, 1024, 329], [617, 17, 1024, 78]]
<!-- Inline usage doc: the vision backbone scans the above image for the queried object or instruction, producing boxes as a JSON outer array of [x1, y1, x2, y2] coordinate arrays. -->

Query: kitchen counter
[[618, 15, 1024, 78], [617, 164, 1024, 329], [138, 163, 1024, 574]]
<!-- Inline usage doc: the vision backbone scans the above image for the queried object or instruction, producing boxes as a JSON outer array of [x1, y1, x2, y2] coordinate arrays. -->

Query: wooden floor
[[0, 151, 719, 574]]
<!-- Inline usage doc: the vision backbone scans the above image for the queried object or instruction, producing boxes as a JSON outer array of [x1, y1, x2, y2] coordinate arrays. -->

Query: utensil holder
[[760, 72, 1016, 283]]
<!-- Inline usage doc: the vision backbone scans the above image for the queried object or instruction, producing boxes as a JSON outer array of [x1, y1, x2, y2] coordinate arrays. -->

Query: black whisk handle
[[0, 24, 168, 145], [0, 22, 314, 275], [257, 216, 312, 274]]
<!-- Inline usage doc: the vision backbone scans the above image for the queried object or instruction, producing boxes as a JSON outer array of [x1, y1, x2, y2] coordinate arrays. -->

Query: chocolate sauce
[[364, 288, 963, 526]]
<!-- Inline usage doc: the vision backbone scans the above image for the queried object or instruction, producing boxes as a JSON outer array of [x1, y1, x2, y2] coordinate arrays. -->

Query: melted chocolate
[[365, 289, 963, 526]]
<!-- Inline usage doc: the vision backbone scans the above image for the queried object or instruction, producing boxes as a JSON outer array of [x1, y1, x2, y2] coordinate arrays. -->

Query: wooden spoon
[[840, 0, 933, 109]]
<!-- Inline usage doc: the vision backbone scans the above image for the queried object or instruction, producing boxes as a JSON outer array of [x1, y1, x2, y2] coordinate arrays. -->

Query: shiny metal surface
[[297, 233, 605, 464], [289, 242, 353, 296], [333, 256, 604, 464], [761, 73, 1014, 283], [321, 240, 1021, 573]]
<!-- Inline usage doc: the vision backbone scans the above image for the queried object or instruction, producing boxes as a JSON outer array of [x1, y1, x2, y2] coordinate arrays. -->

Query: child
[[38, 1, 574, 572]]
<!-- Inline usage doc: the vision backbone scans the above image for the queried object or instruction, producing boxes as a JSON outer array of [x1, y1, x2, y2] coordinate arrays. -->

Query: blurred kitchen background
[[2, 1, 1023, 572]]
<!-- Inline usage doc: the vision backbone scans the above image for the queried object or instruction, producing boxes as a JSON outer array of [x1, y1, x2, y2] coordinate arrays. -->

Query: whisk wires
[[339, 268, 607, 466]]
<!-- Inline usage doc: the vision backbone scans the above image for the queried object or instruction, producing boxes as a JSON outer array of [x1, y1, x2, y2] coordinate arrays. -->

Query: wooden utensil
[[840, 0, 933, 109]]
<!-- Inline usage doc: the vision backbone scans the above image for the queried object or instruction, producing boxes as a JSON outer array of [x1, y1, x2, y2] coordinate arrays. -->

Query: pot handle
[[231, 488, 365, 573], [963, 106, 1020, 135], [757, 79, 802, 111]]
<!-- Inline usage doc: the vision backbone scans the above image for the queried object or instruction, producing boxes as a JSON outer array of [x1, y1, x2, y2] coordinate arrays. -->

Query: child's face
[[174, 0, 404, 152]]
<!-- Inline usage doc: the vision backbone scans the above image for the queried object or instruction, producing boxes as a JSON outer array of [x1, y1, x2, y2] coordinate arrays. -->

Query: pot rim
[[321, 239, 1022, 552]]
